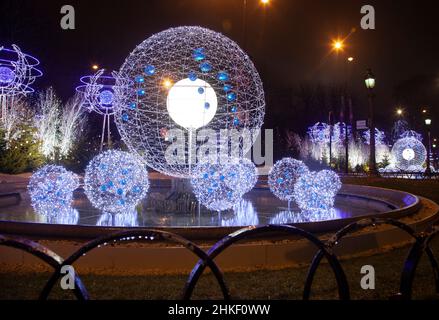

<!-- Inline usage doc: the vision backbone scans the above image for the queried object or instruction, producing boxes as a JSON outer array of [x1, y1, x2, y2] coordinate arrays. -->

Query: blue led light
[[198, 87, 205, 94], [193, 48, 206, 61], [122, 113, 129, 122], [200, 62, 212, 73], [204, 102, 210, 110], [217, 71, 229, 81], [223, 84, 233, 92], [129, 102, 137, 110], [188, 72, 198, 81], [227, 92, 237, 102], [137, 89, 146, 96], [135, 75, 145, 83], [144, 65, 155, 76]]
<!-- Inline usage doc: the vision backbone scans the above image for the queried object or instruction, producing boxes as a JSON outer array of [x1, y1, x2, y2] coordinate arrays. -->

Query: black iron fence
[[1, 218, 438, 300]]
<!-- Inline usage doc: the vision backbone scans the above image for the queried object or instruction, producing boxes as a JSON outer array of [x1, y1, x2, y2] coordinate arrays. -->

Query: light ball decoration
[[191, 159, 243, 212], [391, 137, 427, 171], [224, 157, 258, 196], [268, 158, 309, 202], [293, 170, 342, 212], [28, 165, 79, 216], [114, 26, 265, 178], [84, 150, 150, 214]]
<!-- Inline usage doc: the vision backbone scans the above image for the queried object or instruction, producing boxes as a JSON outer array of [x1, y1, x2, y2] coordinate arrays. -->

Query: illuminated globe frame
[[0, 45, 42, 122], [114, 26, 265, 178], [391, 137, 427, 171]]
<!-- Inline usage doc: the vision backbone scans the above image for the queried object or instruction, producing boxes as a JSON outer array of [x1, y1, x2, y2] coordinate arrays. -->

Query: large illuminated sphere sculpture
[[84, 150, 150, 213], [191, 160, 243, 212], [293, 170, 341, 213], [114, 26, 265, 178], [28, 165, 79, 216], [391, 137, 427, 171], [268, 158, 309, 202], [0, 45, 42, 122]]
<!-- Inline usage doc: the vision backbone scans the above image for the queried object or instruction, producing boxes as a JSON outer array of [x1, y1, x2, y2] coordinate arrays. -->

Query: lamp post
[[365, 69, 378, 176], [425, 118, 432, 176]]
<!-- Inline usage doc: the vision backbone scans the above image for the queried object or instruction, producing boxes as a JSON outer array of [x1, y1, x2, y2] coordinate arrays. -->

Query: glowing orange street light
[[332, 39, 344, 51], [92, 64, 99, 71], [260, 0, 270, 5], [396, 108, 403, 116], [347, 56, 354, 62]]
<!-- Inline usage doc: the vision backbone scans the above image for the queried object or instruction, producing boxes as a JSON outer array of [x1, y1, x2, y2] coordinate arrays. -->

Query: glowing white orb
[[402, 148, 415, 161], [166, 78, 218, 129]]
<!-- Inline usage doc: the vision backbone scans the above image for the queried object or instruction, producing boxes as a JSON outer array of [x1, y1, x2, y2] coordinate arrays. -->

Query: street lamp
[[365, 68, 378, 175], [396, 108, 403, 116], [332, 39, 344, 52], [425, 118, 432, 176]]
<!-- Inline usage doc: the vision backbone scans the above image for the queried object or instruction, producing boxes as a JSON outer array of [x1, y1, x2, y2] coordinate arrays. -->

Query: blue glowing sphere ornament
[[99, 90, 114, 106], [191, 160, 243, 212], [28, 165, 79, 216], [0, 66, 15, 85], [84, 150, 150, 213], [293, 170, 341, 212], [268, 158, 309, 202]]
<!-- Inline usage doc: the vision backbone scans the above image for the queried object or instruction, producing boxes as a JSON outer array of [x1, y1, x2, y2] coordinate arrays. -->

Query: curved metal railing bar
[[183, 225, 350, 300], [0, 234, 89, 300], [399, 225, 439, 299], [303, 218, 434, 300], [39, 229, 229, 300]]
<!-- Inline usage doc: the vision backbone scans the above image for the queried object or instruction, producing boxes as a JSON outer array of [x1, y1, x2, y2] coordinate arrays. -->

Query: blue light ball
[[144, 65, 155, 76], [0, 66, 15, 85], [217, 71, 229, 81], [99, 90, 114, 106], [200, 62, 212, 73]]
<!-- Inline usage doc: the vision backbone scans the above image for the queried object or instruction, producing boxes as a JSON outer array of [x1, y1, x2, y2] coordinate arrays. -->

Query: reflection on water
[[269, 209, 340, 224], [0, 188, 394, 228], [96, 210, 139, 227], [38, 208, 79, 225], [221, 200, 259, 227]]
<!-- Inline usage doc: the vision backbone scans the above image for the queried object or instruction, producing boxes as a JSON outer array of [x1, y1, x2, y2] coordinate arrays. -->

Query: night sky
[[1, 0, 438, 138]]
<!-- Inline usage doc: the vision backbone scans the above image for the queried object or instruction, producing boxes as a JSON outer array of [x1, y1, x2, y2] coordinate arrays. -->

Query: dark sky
[[1, 0, 438, 137]]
